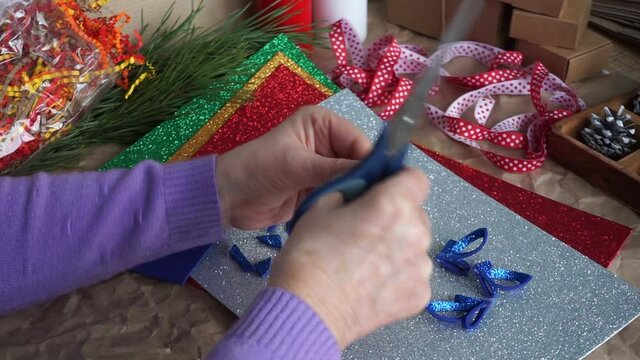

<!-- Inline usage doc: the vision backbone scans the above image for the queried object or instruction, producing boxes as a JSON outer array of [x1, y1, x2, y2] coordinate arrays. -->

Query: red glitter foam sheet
[[194, 65, 329, 156], [417, 146, 632, 268]]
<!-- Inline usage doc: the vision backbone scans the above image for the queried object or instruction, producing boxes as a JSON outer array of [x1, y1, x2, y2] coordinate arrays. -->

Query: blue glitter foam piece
[[254, 258, 272, 277], [435, 228, 488, 276], [132, 244, 211, 285], [229, 244, 256, 273], [257, 234, 283, 249], [474, 260, 533, 298], [427, 295, 494, 330]]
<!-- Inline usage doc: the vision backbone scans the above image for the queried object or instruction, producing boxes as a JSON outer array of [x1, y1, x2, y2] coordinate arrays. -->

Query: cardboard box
[[387, 0, 443, 38], [103, 0, 248, 38], [516, 29, 613, 83], [445, 0, 510, 46], [509, 0, 592, 49], [387, 0, 509, 46], [501, 0, 569, 17]]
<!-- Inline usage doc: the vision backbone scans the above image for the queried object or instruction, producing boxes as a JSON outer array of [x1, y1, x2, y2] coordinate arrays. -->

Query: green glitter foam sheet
[[101, 35, 338, 170]]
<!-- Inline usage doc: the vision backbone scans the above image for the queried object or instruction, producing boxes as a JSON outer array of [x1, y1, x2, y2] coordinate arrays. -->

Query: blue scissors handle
[[286, 125, 409, 233]]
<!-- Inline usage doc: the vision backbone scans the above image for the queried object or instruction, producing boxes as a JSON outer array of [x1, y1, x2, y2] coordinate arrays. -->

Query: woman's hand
[[217, 105, 433, 349], [215, 106, 371, 229], [269, 168, 432, 349]]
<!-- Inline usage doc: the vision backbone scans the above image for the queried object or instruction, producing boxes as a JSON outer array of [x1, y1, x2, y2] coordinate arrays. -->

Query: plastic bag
[[0, 0, 144, 170]]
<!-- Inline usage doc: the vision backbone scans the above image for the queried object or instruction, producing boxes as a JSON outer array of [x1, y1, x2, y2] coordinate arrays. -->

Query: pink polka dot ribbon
[[329, 19, 586, 172]]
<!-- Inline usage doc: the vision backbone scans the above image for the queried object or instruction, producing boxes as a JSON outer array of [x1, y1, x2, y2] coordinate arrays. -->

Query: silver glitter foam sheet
[[192, 90, 640, 360]]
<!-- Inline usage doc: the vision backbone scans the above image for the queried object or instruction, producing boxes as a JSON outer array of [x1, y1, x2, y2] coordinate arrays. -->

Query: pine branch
[[5, 1, 318, 175]]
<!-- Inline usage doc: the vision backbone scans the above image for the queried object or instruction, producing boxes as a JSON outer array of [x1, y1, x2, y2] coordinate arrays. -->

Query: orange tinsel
[[0, 0, 150, 170]]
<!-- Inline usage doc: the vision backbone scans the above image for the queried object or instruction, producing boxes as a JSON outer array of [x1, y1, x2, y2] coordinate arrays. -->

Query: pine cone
[[580, 106, 637, 159]]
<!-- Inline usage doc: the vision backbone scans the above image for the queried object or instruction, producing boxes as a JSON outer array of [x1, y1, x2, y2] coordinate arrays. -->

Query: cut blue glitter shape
[[256, 234, 283, 249], [266, 225, 279, 234], [254, 258, 272, 277], [427, 294, 493, 330], [435, 228, 488, 276], [230, 244, 273, 277], [474, 260, 533, 298], [229, 244, 255, 272]]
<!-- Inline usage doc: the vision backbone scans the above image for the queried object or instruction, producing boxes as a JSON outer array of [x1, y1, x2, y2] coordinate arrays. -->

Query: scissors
[[286, 0, 484, 233]]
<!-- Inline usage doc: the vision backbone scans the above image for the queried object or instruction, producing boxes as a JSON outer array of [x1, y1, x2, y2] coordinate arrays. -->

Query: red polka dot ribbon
[[329, 19, 585, 173], [434, 44, 527, 89], [427, 62, 584, 172], [330, 19, 427, 120]]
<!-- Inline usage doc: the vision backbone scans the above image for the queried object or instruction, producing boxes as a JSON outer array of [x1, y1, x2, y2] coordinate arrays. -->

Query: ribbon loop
[[329, 19, 429, 120], [330, 19, 585, 172], [437, 62, 583, 173], [491, 51, 524, 69], [436, 46, 527, 89], [427, 294, 494, 330], [474, 260, 533, 298], [435, 228, 489, 276]]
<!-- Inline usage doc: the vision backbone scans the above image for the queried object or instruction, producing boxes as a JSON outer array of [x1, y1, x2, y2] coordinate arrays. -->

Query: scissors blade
[[386, 0, 485, 154]]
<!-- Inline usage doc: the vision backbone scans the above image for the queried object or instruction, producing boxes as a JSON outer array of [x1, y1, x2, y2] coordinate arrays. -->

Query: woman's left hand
[[215, 106, 372, 229]]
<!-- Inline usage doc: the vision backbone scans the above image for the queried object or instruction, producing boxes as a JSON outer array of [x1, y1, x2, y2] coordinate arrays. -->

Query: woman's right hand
[[268, 168, 433, 349]]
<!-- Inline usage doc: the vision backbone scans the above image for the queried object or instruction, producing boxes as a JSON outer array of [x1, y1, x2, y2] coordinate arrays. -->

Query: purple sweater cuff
[[208, 287, 340, 360], [0, 156, 225, 315], [163, 156, 225, 247]]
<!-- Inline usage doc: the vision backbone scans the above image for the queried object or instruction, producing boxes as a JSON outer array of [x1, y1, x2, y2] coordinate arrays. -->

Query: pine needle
[[5, 1, 318, 175]]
